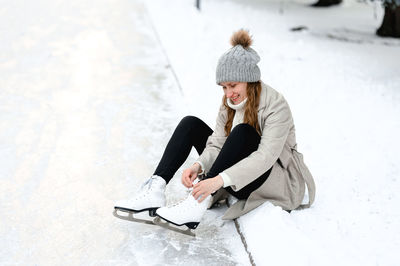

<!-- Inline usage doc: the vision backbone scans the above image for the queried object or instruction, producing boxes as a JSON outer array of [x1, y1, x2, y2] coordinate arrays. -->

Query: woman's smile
[[231, 95, 240, 102], [220, 81, 247, 105]]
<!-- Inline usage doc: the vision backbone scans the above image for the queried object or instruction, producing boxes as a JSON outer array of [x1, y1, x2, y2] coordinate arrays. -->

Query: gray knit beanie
[[216, 29, 261, 85]]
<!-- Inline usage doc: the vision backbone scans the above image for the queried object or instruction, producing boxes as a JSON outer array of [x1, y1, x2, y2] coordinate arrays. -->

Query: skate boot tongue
[[139, 178, 153, 191], [138, 175, 165, 191]]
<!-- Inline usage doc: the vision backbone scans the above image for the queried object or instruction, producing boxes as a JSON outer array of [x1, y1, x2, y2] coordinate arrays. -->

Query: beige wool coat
[[197, 81, 316, 220]]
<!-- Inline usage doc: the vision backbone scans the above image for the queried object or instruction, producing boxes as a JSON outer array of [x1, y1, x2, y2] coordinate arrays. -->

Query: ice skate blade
[[114, 206, 158, 217], [113, 208, 155, 225], [153, 217, 196, 237]]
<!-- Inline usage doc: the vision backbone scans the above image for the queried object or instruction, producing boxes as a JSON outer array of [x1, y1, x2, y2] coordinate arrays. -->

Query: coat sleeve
[[222, 95, 292, 191], [196, 104, 227, 174]]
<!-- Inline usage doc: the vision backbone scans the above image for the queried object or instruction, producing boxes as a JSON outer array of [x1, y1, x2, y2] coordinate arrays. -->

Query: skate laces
[[133, 176, 154, 200], [167, 190, 199, 209], [167, 191, 192, 208], [138, 178, 152, 191], [167, 178, 198, 207], [138, 175, 161, 190], [163, 178, 203, 209], [135, 175, 164, 200]]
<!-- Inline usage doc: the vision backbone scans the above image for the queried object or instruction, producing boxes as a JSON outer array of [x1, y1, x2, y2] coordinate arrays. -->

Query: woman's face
[[220, 81, 247, 105]]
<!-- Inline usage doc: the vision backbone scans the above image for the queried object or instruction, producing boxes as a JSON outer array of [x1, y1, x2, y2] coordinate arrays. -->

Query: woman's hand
[[181, 163, 201, 188], [192, 175, 224, 203]]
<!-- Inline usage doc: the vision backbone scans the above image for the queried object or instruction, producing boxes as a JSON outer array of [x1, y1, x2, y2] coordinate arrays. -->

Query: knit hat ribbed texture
[[216, 30, 261, 84]]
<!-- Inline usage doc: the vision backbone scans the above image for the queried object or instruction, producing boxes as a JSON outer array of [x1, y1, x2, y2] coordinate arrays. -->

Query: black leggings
[[153, 116, 272, 200]]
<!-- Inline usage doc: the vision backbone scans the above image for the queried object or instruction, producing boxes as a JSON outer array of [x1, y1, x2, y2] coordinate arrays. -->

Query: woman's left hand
[[192, 175, 224, 203]]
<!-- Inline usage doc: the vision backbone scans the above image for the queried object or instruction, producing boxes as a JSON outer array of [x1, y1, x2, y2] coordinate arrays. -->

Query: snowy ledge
[[145, 0, 400, 265]]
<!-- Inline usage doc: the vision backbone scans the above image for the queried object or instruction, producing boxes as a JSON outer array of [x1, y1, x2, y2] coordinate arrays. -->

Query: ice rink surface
[[0, 0, 250, 265]]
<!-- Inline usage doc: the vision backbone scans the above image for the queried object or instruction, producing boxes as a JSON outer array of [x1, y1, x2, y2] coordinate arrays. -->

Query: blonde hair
[[223, 81, 262, 136]]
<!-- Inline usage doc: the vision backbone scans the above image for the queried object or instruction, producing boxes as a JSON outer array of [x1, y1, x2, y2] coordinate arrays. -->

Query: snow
[[145, 0, 400, 265]]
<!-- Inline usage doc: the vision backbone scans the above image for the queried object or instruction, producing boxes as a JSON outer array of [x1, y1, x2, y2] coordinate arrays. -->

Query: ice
[[0, 0, 249, 265]]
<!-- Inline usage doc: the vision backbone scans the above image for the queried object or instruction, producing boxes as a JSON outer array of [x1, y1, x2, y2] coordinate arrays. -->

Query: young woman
[[115, 29, 316, 229]]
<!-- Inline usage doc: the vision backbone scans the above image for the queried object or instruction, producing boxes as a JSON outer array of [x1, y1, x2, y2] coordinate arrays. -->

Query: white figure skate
[[114, 175, 166, 224], [154, 191, 212, 236]]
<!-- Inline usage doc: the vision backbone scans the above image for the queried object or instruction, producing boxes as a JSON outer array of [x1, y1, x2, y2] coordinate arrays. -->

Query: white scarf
[[226, 97, 247, 129]]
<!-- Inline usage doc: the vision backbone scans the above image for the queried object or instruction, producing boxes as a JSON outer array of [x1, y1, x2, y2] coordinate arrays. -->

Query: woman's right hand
[[181, 163, 201, 188]]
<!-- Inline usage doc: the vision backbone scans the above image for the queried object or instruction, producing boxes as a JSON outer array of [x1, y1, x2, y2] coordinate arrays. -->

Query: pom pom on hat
[[230, 29, 253, 49]]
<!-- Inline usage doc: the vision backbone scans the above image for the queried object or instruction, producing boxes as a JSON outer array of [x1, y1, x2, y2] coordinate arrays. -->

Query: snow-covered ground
[[0, 0, 250, 265], [146, 0, 400, 265]]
